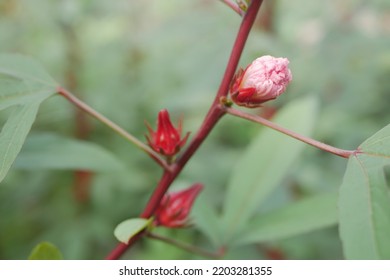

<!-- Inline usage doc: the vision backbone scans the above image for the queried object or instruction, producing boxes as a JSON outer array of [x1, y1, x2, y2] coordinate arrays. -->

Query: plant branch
[[57, 86, 171, 171], [105, 231, 144, 260], [219, 0, 245, 16], [105, 0, 264, 260], [225, 106, 355, 158], [213, 0, 263, 105], [147, 232, 225, 259]]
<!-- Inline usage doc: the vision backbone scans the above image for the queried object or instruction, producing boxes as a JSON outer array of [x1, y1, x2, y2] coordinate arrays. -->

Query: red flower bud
[[230, 55, 292, 108], [145, 109, 189, 157], [154, 183, 203, 228]]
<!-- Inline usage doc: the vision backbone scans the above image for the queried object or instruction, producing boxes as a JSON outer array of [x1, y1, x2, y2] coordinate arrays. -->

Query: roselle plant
[[0, 0, 389, 260]]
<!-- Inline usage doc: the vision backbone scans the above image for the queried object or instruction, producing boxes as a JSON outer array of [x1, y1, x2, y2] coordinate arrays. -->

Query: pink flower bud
[[154, 183, 203, 228], [145, 109, 190, 157], [230, 55, 292, 108]]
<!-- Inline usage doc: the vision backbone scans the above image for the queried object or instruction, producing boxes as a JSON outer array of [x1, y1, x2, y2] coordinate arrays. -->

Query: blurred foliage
[[28, 241, 63, 260], [0, 0, 389, 259]]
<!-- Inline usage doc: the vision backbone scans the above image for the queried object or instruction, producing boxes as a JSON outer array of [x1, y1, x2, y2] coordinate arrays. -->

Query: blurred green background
[[0, 0, 389, 259]]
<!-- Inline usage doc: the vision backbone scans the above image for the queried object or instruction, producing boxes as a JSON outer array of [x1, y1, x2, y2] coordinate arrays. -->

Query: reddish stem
[[225, 107, 355, 158], [212, 0, 264, 106], [105, 0, 264, 260], [73, 170, 93, 203]]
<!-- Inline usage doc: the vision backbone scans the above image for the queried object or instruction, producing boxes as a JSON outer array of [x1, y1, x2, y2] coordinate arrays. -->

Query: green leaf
[[237, 192, 338, 246], [192, 195, 222, 247], [14, 133, 126, 172], [0, 54, 58, 183], [28, 242, 63, 260], [114, 218, 152, 244], [0, 102, 41, 183], [339, 124, 390, 259], [0, 54, 57, 110], [221, 97, 317, 244]]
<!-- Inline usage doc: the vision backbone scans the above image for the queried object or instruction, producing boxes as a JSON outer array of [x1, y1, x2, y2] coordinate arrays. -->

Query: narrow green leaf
[[238, 192, 338, 246], [192, 195, 222, 247], [0, 102, 41, 183], [14, 133, 126, 172], [339, 124, 390, 259], [221, 97, 317, 243], [0, 54, 57, 110], [28, 242, 63, 260], [114, 218, 151, 244]]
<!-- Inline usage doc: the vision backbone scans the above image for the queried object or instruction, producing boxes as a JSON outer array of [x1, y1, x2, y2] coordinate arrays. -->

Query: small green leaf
[[238, 192, 338, 246], [14, 133, 126, 172], [28, 242, 63, 260], [221, 97, 318, 244], [0, 102, 41, 183], [339, 124, 390, 259], [114, 218, 152, 244]]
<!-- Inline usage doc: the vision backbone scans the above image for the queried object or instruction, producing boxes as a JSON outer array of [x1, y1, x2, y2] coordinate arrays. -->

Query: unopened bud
[[145, 109, 189, 157], [154, 183, 203, 228], [230, 55, 292, 108]]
